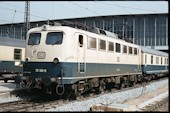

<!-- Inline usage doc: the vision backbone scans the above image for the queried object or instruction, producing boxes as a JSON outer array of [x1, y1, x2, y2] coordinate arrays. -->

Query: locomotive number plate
[[37, 52, 46, 59]]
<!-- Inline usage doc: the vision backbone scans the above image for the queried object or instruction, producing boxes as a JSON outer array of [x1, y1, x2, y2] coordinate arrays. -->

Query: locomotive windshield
[[46, 32, 63, 45], [28, 33, 41, 45]]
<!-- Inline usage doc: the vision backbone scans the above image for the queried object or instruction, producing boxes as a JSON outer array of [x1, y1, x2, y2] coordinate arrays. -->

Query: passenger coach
[[140, 46, 168, 79], [0, 37, 25, 82]]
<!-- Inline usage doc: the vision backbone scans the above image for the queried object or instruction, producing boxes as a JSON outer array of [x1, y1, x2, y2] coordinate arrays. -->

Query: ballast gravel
[[0, 79, 168, 111], [47, 79, 168, 111]]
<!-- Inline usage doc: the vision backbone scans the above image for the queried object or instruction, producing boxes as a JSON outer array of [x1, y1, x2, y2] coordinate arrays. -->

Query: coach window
[[123, 45, 127, 54], [145, 55, 147, 64], [165, 58, 167, 65], [134, 48, 137, 55], [151, 55, 153, 64], [88, 37, 96, 49], [156, 57, 159, 64], [99, 39, 106, 51], [28, 33, 41, 45], [14, 49, 22, 60], [129, 46, 132, 54], [161, 57, 162, 65], [78, 35, 83, 47], [108, 41, 114, 52], [116, 43, 121, 53], [46, 32, 63, 45]]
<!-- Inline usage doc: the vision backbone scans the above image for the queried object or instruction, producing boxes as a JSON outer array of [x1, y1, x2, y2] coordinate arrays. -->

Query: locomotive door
[[76, 33, 86, 74]]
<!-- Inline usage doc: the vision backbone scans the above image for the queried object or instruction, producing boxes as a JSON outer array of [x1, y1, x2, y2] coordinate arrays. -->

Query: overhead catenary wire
[[97, 1, 163, 13], [0, 6, 48, 22], [0, 2, 166, 27], [68, 1, 103, 16], [52, 2, 91, 18], [7, 10, 16, 37]]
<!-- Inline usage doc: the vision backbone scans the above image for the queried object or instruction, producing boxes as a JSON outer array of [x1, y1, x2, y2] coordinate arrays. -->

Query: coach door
[[76, 33, 86, 74]]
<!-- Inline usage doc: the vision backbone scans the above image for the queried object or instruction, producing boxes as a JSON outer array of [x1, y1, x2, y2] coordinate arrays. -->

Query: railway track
[[0, 77, 168, 112]]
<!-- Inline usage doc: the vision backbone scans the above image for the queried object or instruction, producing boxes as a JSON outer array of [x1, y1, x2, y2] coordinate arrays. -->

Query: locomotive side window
[[28, 33, 41, 45], [128, 46, 132, 54], [108, 41, 114, 52], [14, 49, 22, 60], [46, 32, 63, 45], [134, 48, 137, 55], [99, 39, 106, 50], [116, 43, 121, 53], [87, 37, 96, 49], [123, 45, 127, 54], [79, 35, 83, 47]]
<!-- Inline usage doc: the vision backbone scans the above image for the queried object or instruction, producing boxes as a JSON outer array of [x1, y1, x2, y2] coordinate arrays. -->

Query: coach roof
[[0, 37, 26, 48], [140, 46, 168, 57]]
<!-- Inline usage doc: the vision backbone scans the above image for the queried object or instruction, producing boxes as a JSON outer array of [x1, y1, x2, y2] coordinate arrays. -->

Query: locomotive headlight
[[53, 58, 59, 64], [25, 57, 30, 63], [42, 25, 47, 31]]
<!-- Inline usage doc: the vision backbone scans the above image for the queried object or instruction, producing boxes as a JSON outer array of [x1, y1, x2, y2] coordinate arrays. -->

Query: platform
[[0, 80, 25, 98]]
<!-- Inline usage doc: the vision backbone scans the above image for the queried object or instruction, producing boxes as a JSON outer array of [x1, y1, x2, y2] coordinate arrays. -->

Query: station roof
[[0, 13, 168, 26]]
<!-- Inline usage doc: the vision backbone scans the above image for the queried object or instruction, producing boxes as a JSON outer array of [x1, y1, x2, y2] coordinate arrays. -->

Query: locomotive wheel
[[99, 79, 106, 92], [4, 78, 8, 83], [68, 91, 77, 100], [129, 81, 134, 87], [119, 77, 125, 89], [120, 82, 125, 88]]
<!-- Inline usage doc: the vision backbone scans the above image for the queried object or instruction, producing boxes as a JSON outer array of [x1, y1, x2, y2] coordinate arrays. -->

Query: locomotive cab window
[[28, 33, 41, 45], [14, 49, 22, 60], [46, 32, 63, 45], [79, 35, 83, 47]]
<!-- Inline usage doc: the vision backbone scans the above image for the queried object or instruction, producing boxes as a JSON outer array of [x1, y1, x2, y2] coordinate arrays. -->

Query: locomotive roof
[[140, 46, 168, 57], [0, 37, 26, 48]]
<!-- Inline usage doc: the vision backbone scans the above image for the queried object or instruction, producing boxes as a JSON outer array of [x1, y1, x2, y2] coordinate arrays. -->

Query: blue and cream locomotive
[[16, 24, 168, 96]]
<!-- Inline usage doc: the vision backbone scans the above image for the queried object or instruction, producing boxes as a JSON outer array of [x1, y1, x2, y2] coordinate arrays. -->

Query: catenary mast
[[24, 1, 30, 39]]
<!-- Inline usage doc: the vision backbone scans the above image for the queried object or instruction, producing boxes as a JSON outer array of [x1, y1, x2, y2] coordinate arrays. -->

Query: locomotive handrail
[[56, 70, 65, 95]]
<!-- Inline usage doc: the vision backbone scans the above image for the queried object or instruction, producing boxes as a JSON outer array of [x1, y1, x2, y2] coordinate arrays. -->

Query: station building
[[0, 13, 168, 52]]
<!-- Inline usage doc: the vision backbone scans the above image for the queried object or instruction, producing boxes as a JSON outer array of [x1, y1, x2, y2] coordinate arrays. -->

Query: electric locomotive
[[15, 23, 168, 97]]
